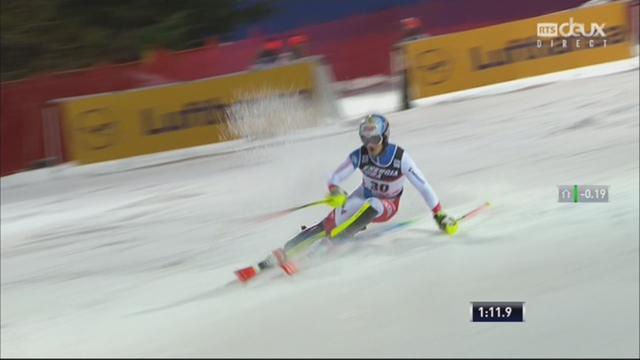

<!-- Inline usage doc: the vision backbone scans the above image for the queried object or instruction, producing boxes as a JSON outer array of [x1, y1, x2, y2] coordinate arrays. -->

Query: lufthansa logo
[[416, 49, 454, 86], [75, 109, 119, 151]]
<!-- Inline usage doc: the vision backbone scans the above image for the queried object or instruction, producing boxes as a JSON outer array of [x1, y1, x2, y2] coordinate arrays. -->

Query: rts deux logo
[[536, 17, 608, 48]]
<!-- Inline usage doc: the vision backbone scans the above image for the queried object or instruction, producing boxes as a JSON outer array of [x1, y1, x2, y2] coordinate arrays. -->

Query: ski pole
[[247, 198, 331, 223], [456, 201, 491, 222]]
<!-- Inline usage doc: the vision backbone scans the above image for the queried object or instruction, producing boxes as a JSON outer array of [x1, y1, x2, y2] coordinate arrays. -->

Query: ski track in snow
[[1, 60, 639, 357]]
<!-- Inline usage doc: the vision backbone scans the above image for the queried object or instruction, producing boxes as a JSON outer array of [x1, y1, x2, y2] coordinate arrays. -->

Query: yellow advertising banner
[[59, 61, 317, 164], [403, 1, 634, 99]]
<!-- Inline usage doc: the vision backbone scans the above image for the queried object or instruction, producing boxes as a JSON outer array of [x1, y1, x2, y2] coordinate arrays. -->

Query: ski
[[234, 265, 259, 282], [355, 201, 492, 241], [234, 202, 491, 283], [234, 248, 299, 283]]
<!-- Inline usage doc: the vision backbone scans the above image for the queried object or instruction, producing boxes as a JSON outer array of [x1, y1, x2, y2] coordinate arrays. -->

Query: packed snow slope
[[1, 66, 638, 357]]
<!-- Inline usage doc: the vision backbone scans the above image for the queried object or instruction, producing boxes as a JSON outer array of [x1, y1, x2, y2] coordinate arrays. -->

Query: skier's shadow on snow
[[126, 276, 266, 317], [352, 227, 508, 255], [127, 229, 504, 317]]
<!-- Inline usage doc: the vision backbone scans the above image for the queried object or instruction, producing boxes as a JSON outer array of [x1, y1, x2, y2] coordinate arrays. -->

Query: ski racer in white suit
[[322, 113, 457, 237], [258, 114, 457, 270]]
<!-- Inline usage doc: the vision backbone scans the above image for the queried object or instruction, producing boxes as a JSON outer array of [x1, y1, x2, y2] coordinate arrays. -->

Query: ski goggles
[[360, 134, 383, 145]]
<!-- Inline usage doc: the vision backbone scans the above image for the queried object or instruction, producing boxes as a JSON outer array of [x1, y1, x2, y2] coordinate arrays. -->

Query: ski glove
[[434, 211, 459, 235], [326, 185, 348, 208]]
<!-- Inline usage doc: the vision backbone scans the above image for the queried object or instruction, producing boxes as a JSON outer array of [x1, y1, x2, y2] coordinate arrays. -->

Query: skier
[[256, 113, 459, 272]]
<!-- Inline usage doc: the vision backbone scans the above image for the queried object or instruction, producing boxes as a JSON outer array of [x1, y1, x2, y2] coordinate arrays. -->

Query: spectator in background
[[400, 17, 427, 42], [285, 34, 310, 60], [254, 37, 285, 67]]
